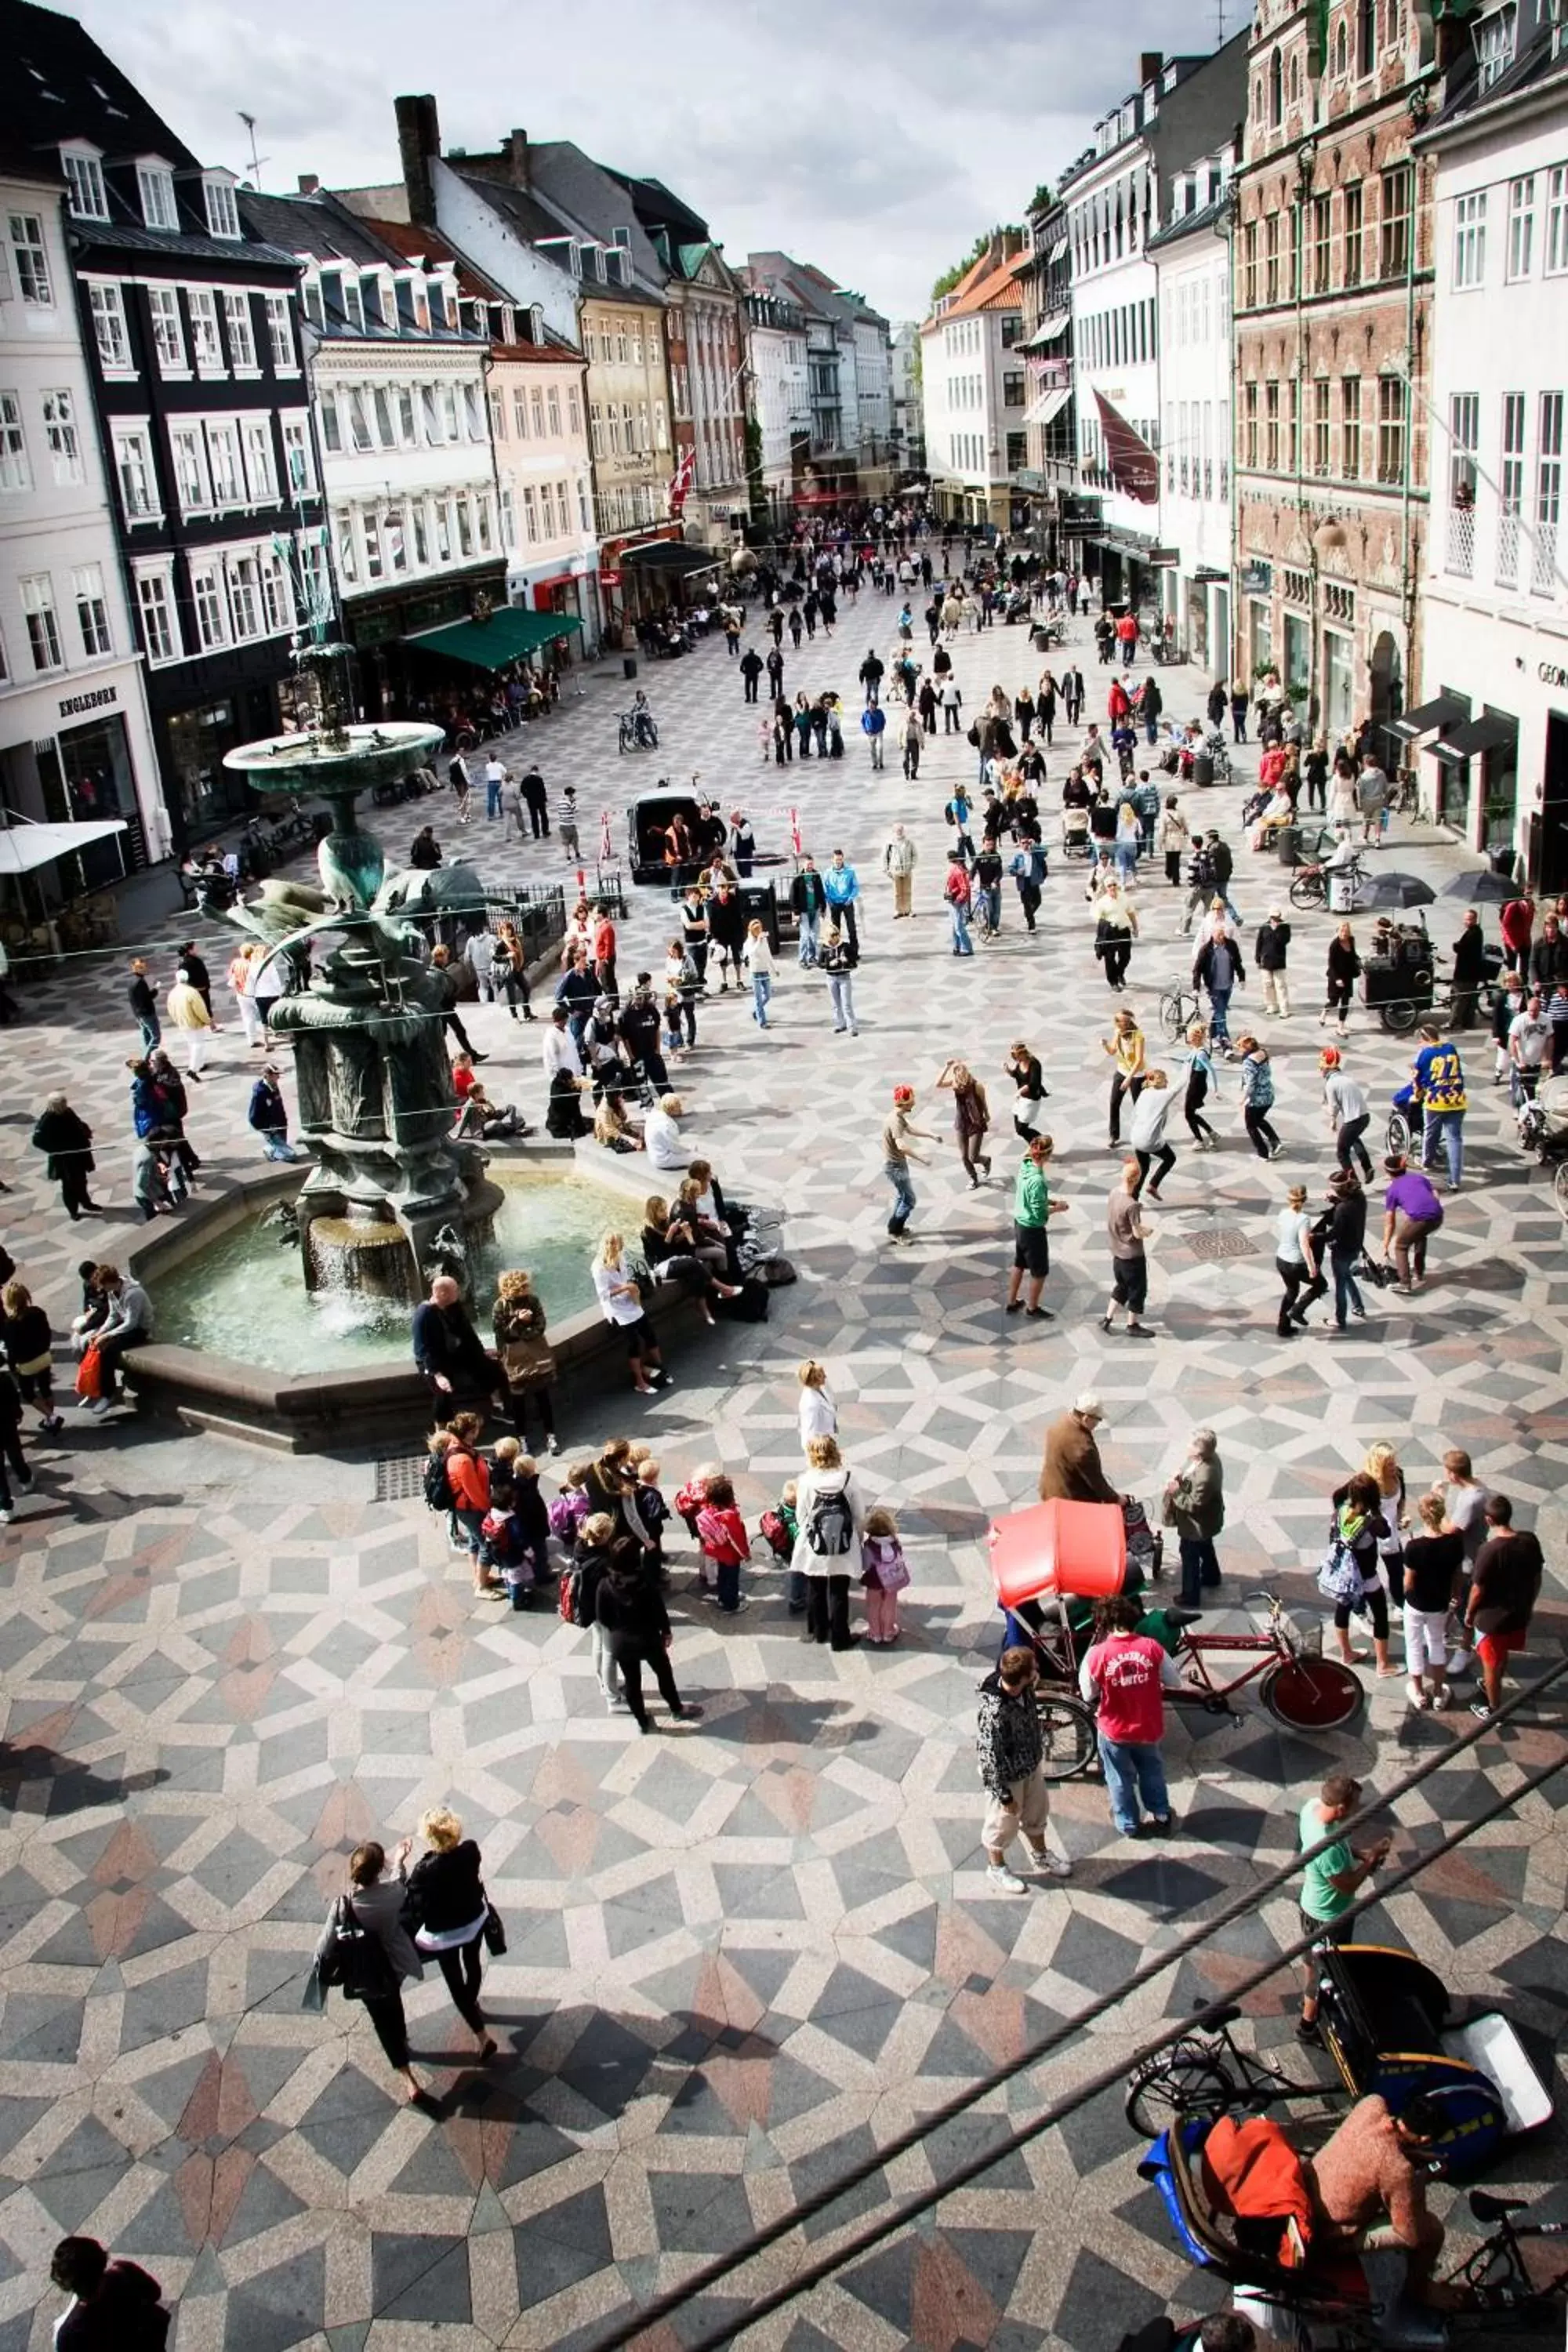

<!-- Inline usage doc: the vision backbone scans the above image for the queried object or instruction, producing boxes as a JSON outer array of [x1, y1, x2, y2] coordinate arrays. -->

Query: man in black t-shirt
[[51, 2237, 169, 2349], [1465, 1494, 1544, 1720]]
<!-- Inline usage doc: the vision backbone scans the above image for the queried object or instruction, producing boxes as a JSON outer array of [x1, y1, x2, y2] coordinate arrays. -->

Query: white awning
[[0, 818, 126, 876], [1048, 238, 1068, 263], [1022, 386, 1072, 429]]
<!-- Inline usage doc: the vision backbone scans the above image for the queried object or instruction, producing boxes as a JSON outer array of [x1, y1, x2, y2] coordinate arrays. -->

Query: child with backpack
[[547, 1461, 592, 1545], [860, 1505, 910, 1645], [761, 1479, 801, 1605], [675, 1465, 717, 1541], [482, 1440, 552, 1608], [695, 1474, 750, 1614]]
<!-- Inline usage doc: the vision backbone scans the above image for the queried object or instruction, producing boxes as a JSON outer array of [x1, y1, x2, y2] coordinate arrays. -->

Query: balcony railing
[[1495, 511, 1520, 589], [1445, 505, 1475, 578], [1531, 518, 1559, 597]]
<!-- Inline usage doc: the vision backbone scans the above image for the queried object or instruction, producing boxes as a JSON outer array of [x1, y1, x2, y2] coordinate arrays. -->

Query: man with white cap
[[1038, 1394, 1122, 1505]]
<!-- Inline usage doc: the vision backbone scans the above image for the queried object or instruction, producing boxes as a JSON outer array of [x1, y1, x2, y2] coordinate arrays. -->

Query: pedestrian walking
[[1322, 921, 1360, 1035], [1102, 1158, 1155, 1338], [1005, 1132, 1065, 1318], [793, 855, 827, 966], [1005, 1040, 1047, 1139], [1327, 1470, 1399, 1675], [1160, 797, 1190, 885], [1237, 1036, 1281, 1158], [1163, 1428, 1225, 1605], [1094, 878, 1138, 989], [1255, 909, 1293, 1017], [882, 1083, 931, 1239], [1319, 1046, 1374, 1177], [1463, 1494, 1543, 1719], [1102, 1007, 1146, 1145], [822, 925, 859, 1036], [596, 1552, 704, 1724], [1079, 1595, 1181, 1837], [976, 1646, 1073, 1890], [884, 823, 917, 917], [314, 1837, 436, 2107], [944, 851, 975, 955], [1412, 1022, 1466, 1190], [166, 969, 212, 1079], [937, 1058, 992, 1186], [1296, 1777, 1390, 2040], [1323, 1169, 1369, 1333], [822, 850, 861, 953], [30, 1092, 97, 1219], [1450, 908, 1489, 1029], [1180, 1022, 1218, 1148], [1193, 923, 1244, 1053], [1127, 1068, 1176, 1198], [741, 919, 775, 1029], [404, 1808, 498, 2058], [126, 957, 160, 1054], [861, 700, 887, 769]]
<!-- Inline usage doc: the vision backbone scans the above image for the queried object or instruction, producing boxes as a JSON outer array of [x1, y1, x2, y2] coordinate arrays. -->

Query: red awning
[[1093, 391, 1159, 506]]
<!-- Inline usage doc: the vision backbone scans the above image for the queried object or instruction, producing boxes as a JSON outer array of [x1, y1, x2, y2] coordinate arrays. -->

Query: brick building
[[1231, 0, 1468, 748]]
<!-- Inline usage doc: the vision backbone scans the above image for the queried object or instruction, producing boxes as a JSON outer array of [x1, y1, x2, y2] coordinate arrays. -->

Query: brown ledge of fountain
[[118, 1139, 705, 1453]]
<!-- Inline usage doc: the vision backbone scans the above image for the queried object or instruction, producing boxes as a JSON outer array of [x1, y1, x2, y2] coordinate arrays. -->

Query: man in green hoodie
[[1005, 1134, 1067, 1319]]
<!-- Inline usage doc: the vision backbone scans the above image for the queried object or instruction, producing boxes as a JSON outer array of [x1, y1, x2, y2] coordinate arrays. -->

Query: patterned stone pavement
[[0, 579, 1565, 2350]]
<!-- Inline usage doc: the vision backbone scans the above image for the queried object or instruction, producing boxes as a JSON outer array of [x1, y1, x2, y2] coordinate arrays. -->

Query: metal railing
[[1445, 504, 1475, 577]]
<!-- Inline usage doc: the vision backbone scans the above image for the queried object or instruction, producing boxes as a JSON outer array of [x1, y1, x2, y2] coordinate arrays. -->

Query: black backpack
[[317, 1896, 398, 2003], [805, 1481, 855, 1558], [423, 1449, 455, 1513]]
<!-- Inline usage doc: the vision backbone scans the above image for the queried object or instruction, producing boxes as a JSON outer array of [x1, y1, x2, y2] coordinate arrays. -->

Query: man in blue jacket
[[248, 1065, 302, 1161]]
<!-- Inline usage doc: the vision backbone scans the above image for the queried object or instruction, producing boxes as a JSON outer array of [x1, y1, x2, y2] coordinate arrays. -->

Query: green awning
[[405, 608, 583, 670]]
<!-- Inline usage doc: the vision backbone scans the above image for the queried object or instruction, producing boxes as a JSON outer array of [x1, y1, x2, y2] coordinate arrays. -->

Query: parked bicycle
[[1290, 852, 1367, 911], [1160, 983, 1200, 1042], [617, 695, 659, 753], [1125, 2001, 1335, 2139]]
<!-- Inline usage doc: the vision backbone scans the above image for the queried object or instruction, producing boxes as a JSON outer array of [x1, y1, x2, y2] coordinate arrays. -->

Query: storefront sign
[[1148, 547, 1180, 567], [1240, 561, 1272, 595], [1540, 661, 1568, 689], [1060, 495, 1102, 529], [58, 684, 118, 720], [598, 570, 623, 589]]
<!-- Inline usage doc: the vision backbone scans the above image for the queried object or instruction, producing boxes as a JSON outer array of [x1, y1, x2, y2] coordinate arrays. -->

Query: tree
[[930, 227, 1022, 309]]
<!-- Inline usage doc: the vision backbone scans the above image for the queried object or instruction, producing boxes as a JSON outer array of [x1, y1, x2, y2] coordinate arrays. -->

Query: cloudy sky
[[78, 0, 1234, 320]]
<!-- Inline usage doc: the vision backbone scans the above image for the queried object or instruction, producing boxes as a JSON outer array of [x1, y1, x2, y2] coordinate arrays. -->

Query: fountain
[[210, 568, 501, 1305]]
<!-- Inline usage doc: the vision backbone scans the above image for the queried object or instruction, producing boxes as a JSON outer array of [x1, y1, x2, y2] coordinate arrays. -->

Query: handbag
[[482, 1900, 507, 1956], [318, 1895, 398, 2004], [74, 1345, 103, 1402]]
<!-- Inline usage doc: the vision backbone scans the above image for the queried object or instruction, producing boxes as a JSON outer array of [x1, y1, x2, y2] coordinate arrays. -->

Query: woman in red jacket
[[1500, 890, 1535, 975]]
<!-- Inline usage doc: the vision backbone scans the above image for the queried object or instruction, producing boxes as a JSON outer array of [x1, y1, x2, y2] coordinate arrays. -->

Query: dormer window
[[302, 274, 324, 328], [61, 147, 108, 222], [529, 303, 544, 345], [1473, 0, 1518, 89], [136, 162, 178, 231], [203, 175, 240, 239]]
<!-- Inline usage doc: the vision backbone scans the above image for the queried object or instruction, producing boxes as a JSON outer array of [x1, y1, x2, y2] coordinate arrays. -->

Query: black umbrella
[[1351, 869, 1436, 911], [1440, 869, 1516, 904]]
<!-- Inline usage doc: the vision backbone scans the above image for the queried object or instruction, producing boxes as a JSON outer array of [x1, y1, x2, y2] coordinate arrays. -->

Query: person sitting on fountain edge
[[412, 1274, 505, 1406]]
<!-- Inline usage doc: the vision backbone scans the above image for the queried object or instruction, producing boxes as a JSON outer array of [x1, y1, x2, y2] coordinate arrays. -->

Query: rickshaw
[[986, 1500, 1363, 1779]]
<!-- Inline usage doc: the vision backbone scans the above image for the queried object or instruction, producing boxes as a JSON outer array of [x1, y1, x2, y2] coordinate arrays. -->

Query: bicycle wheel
[[1555, 1161, 1568, 1221], [1125, 2049, 1236, 2140], [1290, 873, 1326, 911], [1034, 1692, 1098, 1781], [1387, 1108, 1412, 1157], [1379, 999, 1419, 1036], [1261, 1656, 1363, 1731]]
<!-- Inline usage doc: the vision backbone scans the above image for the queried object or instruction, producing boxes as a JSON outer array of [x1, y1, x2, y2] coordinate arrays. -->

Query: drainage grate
[[374, 1454, 427, 1502], [1185, 1230, 1258, 1264]]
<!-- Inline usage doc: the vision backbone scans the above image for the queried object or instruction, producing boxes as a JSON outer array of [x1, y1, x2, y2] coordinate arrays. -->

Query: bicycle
[[1171, 1591, 1363, 1730], [618, 710, 659, 753], [1124, 2001, 1338, 2139], [1445, 2189, 1568, 2320], [1290, 854, 1367, 911], [1160, 984, 1199, 1042]]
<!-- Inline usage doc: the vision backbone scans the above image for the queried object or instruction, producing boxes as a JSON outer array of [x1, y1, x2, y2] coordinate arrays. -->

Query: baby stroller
[[1062, 803, 1093, 859], [1517, 1071, 1568, 1218]]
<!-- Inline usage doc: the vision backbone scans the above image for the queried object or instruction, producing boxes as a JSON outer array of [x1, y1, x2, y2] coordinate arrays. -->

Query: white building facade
[[1065, 114, 1163, 604], [891, 321, 924, 470], [744, 288, 809, 519], [0, 165, 166, 897], [1412, 16, 1568, 879], [1149, 165, 1236, 671], [920, 247, 1027, 531]]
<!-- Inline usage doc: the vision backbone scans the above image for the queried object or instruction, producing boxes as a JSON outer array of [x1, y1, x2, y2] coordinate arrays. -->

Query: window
[[530, 387, 545, 437], [42, 389, 82, 485], [1453, 191, 1486, 288], [136, 568, 180, 662], [434, 497, 451, 563], [420, 385, 441, 445], [1343, 184, 1363, 287], [522, 485, 538, 543], [282, 419, 313, 495], [439, 383, 459, 441], [9, 214, 52, 306], [223, 292, 257, 371], [577, 477, 590, 531], [320, 392, 341, 453], [1381, 167, 1412, 279], [412, 502, 430, 565], [1447, 393, 1479, 573], [1341, 376, 1361, 480], [1244, 381, 1258, 467], [547, 386, 561, 434], [242, 418, 276, 502], [1265, 214, 1279, 303], [1313, 194, 1332, 292], [1003, 371, 1025, 407], [1497, 390, 1525, 584], [1535, 390, 1563, 594], [207, 421, 243, 504], [1269, 48, 1283, 125], [463, 382, 484, 440], [73, 564, 112, 656], [1377, 375, 1407, 484], [167, 423, 207, 514], [1548, 166, 1568, 276], [114, 426, 155, 518], [476, 494, 492, 553], [1474, 2, 1518, 93], [489, 392, 505, 441], [89, 281, 131, 370], [456, 498, 474, 557], [512, 388, 528, 438], [1507, 176, 1535, 281], [204, 176, 240, 239], [1358, 0, 1376, 75], [188, 288, 223, 372], [372, 387, 394, 447], [260, 548, 292, 631], [362, 509, 383, 579], [0, 390, 28, 492], [499, 484, 514, 545], [20, 575, 63, 670], [62, 149, 108, 221], [137, 165, 178, 231], [1314, 378, 1331, 475], [264, 293, 296, 372], [336, 514, 358, 583], [386, 506, 408, 572], [302, 277, 324, 330], [191, 563, 227, 648], [147, 287, 186, 373], [348, 388, 373, 452], [339, 275, 365, 334]]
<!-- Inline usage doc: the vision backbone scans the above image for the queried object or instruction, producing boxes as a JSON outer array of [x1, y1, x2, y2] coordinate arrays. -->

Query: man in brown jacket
[[1039, 1393, 1120, 1504]]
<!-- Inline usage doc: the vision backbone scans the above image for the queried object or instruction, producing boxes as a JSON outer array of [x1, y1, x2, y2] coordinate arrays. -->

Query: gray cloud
[[73, 0, 1232, 318]]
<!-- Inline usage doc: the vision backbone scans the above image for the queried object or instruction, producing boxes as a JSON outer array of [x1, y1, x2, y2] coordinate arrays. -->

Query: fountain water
[[211, 592, 503, 1305]]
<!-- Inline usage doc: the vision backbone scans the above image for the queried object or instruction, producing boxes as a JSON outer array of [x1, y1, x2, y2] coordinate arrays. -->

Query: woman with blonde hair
[[937, 1058, 992, 1186], [405, 1808, 496, 2058], [592, 1231, 668, 1394], [797, 1359, 837, 1450], [228, 941, 266, 1047], [1101, 1007, 1146, 1147], [492, 1269, 557, 1454], [790, 1434, 867, 1651]]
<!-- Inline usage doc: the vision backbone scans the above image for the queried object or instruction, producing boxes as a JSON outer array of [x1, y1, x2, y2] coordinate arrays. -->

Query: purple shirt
[[1385, 1169, 1443, 1224]]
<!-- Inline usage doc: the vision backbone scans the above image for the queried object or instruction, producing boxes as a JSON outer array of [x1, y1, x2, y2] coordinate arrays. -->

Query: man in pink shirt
[[1078, 1594, 1185, 1837]]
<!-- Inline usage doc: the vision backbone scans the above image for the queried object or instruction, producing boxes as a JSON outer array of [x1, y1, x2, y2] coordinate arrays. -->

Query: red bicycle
[[1171, 1589, 1363, 1730]]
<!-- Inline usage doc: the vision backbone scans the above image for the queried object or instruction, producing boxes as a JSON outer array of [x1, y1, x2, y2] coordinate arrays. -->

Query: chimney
[[1140, 50, 1163, 87], [505, 128, 529, 190], [395, 93, 441, 227], [297, 172, 320, 197]]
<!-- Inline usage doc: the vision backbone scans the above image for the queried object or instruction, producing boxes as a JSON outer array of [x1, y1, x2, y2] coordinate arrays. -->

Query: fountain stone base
[[300, 1180, 505, 1308]]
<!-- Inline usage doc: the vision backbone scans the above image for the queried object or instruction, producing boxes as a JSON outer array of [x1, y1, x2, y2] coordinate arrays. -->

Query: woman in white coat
[[791, 1435, 866, 1652], [797, 1359, 837, 1451]]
